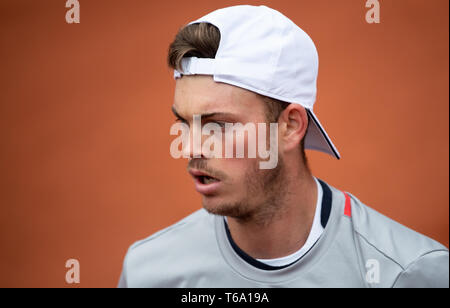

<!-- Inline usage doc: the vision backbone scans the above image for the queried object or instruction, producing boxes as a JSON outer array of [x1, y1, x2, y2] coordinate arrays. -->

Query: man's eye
[[208, 120, 231, 128], [175, 118, 188, 125], [214, 121, 226, 128]]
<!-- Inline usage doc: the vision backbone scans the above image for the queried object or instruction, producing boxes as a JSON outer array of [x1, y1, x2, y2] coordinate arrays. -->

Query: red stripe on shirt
[[343, 192, 352, 217]]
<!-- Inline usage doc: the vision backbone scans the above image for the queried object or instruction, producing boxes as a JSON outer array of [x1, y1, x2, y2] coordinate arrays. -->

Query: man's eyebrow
[[171, 106, 184, 120], [171, 106, 236, 120], [201, 112, 236, 119]]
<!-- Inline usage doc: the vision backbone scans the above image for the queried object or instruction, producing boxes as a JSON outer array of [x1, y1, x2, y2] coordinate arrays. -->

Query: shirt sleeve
[[117, 269, 127, 288], [392, 250, 449, 288], [117, 250, 129, 288]]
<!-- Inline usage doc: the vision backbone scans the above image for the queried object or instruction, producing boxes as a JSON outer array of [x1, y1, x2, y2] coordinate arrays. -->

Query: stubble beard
[[202, 157, 288, 227]]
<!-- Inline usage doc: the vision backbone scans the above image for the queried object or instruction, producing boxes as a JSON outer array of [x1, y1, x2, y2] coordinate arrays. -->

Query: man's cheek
[[226, 161, 251, 182]]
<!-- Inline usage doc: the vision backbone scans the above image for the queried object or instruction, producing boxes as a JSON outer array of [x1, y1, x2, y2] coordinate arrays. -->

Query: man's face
[[173, 76, 286, 221]]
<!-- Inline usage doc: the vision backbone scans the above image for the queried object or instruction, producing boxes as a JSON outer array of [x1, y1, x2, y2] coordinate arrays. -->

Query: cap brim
[[304, 109, 340, 159]]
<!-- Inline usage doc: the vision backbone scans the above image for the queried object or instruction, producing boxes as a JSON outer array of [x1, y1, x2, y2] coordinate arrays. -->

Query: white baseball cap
[[173, 5, 340, 159]]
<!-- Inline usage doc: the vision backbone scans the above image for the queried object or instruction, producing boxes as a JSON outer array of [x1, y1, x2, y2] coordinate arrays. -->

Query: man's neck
[[226, 171, 318, 260]]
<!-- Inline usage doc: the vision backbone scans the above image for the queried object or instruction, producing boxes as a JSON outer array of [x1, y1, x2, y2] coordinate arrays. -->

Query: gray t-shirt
[[118, 179, 449, 288]]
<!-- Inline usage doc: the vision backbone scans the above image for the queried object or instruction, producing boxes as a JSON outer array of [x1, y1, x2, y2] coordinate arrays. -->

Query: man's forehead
[[173, 76, 263, 116], [173, 90, 231, 114]]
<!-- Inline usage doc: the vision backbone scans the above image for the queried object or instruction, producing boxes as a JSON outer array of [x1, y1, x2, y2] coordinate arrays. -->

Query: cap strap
[[174, 57, 215, 78]]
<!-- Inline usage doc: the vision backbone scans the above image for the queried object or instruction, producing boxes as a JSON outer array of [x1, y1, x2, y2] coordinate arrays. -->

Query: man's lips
[[188, 168, 222, 195], [188, 169, 218, 180]]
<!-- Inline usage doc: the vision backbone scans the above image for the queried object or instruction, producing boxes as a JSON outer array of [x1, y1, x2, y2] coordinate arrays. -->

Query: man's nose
[[182, 118, 203, 158]]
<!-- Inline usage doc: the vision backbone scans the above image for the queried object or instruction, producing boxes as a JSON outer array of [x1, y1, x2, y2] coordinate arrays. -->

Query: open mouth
[[188, 168, 221, 185], [188, 169, 222, 195], [197, 175, 219, 185]]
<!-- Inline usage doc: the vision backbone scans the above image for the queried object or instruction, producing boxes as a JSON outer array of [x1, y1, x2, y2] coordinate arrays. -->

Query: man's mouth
[[189, 169, 220, 182], [198, 175, 219, 184], [188, 169, 222, 195]]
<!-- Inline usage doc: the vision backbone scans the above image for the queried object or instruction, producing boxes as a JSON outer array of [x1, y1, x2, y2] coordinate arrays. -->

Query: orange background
[[0, 0, 448, 287]]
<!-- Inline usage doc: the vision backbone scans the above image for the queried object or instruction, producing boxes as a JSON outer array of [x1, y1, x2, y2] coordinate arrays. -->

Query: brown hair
[[167, 23, 309, 168], [168, 23, 221, 72]]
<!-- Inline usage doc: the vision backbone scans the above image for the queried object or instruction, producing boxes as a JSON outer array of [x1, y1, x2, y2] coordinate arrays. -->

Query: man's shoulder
[[128, 208, 214, 255], [345, 191, 449, 287], [119, 209, 223, 287], [347, 191, 448, 266]]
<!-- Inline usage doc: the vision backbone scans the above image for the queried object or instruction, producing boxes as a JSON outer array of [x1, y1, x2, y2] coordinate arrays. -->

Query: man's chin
[[201, 196, 231, 216], [201, 197, 251, 219]]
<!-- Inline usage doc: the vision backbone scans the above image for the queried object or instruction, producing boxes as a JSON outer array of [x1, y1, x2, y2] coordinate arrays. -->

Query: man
[[118, 5, 448, 288]]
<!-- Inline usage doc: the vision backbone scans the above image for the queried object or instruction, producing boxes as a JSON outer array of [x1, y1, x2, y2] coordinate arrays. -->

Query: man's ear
[[278, 104, 309, 152]]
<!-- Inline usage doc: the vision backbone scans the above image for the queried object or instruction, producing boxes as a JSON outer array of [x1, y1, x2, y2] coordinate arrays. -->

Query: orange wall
[[0, 0, 448, 287]]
